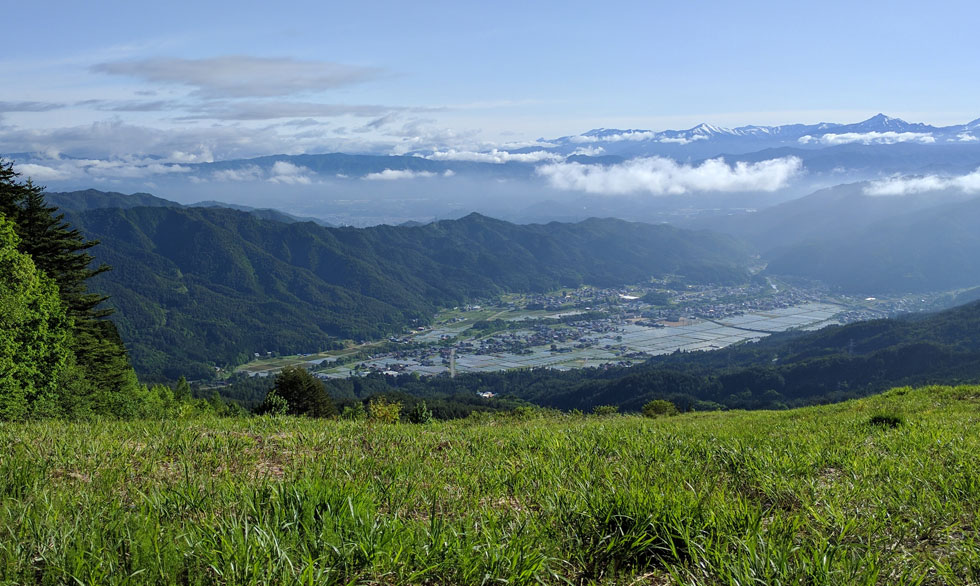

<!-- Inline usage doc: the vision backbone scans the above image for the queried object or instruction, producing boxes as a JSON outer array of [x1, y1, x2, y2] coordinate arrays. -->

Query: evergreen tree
[[0, 159, 141, 415], [258, 366, 337, 418]]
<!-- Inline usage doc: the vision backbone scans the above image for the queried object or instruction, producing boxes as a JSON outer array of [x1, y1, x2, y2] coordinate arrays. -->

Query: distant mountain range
[[14, 115, 980, 199], [545, 113, 980, 158]]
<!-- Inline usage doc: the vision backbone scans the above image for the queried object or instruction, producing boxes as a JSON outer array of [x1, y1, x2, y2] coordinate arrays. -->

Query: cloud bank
[[424, 149, 561, 164], [568, 130, 657, 143], [535, 156, 802, 195], [799, 132, 935, 146], [864, 170, 980, 196], [363, 169, 438, 181], [268, 161, 315, 185]]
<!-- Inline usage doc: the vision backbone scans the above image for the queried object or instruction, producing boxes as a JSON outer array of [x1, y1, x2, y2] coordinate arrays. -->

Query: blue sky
[[2, 0, 979, 162]]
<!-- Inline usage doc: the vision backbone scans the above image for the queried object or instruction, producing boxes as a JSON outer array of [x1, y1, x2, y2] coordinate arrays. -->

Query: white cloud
[[13, 157, 191, 182], [268, 161, 314, 185], [424, 148, 562, 164], [212, 165, 263, 182], [169, 147, 214, 163], [536, 156, 803, 195], [798, 132, 935, 146], [363, 169, 437, 181], [92, 56, 382, 98], [864, 169, 980, 196], [568, 130, 658, 143], [657, 135, 708, 145], [12, 163, 72, 181], [570, 146, 605, 156], [955, 133, 978, 142]]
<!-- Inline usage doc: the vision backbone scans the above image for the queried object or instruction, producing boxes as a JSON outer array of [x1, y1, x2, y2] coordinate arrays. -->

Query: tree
[[1, 159, 141, 415], [0, 215, 75, 419], [258, 366, 336, 417]]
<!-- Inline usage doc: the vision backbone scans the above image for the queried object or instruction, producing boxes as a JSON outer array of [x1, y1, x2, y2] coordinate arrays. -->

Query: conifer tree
[[0, 214, 75, 419], [0, 159, 141, 415]]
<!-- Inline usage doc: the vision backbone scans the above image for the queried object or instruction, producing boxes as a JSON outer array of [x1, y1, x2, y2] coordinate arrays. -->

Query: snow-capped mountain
[[545, 114, 979, 157]]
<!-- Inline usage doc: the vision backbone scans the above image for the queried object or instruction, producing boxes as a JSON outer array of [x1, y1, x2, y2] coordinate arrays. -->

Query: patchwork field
[[1, 386, 978, 584]]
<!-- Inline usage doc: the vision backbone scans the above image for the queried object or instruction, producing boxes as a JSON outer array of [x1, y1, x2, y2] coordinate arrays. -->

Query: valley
[[237, 281, 959, 380]]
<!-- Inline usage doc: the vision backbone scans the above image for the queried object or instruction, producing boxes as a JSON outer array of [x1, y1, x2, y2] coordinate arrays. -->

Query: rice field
[[1, 385, 978, 584]]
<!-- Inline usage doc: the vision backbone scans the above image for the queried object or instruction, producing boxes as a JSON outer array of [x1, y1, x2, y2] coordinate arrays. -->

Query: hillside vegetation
[[0, 385, 977, 584], [68, 205, 751, 379]]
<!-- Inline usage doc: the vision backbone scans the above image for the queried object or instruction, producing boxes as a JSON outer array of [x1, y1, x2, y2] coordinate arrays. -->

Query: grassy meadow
[[1, 386, 979, 585]]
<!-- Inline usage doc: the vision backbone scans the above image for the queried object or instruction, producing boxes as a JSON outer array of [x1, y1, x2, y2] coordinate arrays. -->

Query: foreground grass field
[[1, 386, 979, 585]]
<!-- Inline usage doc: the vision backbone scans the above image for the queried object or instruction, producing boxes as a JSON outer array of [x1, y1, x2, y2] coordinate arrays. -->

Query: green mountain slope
[[69, 206, 751, 379]]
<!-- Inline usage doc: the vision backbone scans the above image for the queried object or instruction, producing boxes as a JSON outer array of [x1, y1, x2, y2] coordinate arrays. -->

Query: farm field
[[1, 386, 979, 584]]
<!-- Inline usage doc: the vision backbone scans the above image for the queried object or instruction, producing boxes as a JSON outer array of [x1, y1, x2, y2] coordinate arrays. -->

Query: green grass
[[1, 386, 979, 584]]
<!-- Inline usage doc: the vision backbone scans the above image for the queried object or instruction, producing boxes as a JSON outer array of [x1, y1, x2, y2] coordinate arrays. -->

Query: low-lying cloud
[[424, 149, 561, 164], [362, 169, 457, 181], [568, 130, 657, 143], [268, 161, 315, 185], [799, 132, 935, 146], [13, 157, 191, 183], [536, 156, 803, 195], [864, 170, 980, 196]]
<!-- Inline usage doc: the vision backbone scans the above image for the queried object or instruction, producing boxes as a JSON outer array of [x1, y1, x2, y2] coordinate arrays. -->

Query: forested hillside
[[68, 206, 751, 379]]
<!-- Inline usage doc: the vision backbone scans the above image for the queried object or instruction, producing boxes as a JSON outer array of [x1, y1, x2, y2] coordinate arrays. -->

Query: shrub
[[593, 405, 619, 416], [642, 399, 679, 418], [868, 413, 903, 429], [368, 396, 402, 424], [258, 391, 289, 417], [409, 400, 433, 424]]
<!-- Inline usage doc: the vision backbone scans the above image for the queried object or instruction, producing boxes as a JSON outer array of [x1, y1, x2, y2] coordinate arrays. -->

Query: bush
[[368, 396, 402, 424], [258, 391, 289, 417], [642, 399, 679, 418], [868, 413, 903, 429], [593, 405, 619, 416], [409, 400, 433, 424]]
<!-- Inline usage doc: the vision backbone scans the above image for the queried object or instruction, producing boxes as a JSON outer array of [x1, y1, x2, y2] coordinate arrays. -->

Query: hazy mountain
[[765, 195, 980, 293], [69, 207, 752, 379], [686, 182, 978, 253], [189, 200, 335, 227], [46, 188, 335, 226], [45, 189, 180, 211]]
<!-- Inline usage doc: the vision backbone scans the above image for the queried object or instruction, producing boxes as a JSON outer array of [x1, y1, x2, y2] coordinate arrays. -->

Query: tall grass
[[0, 385, 978, 584]]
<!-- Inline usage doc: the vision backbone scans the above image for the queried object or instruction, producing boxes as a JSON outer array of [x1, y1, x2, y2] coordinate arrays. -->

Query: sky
[[2, 0, 979, 164]]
